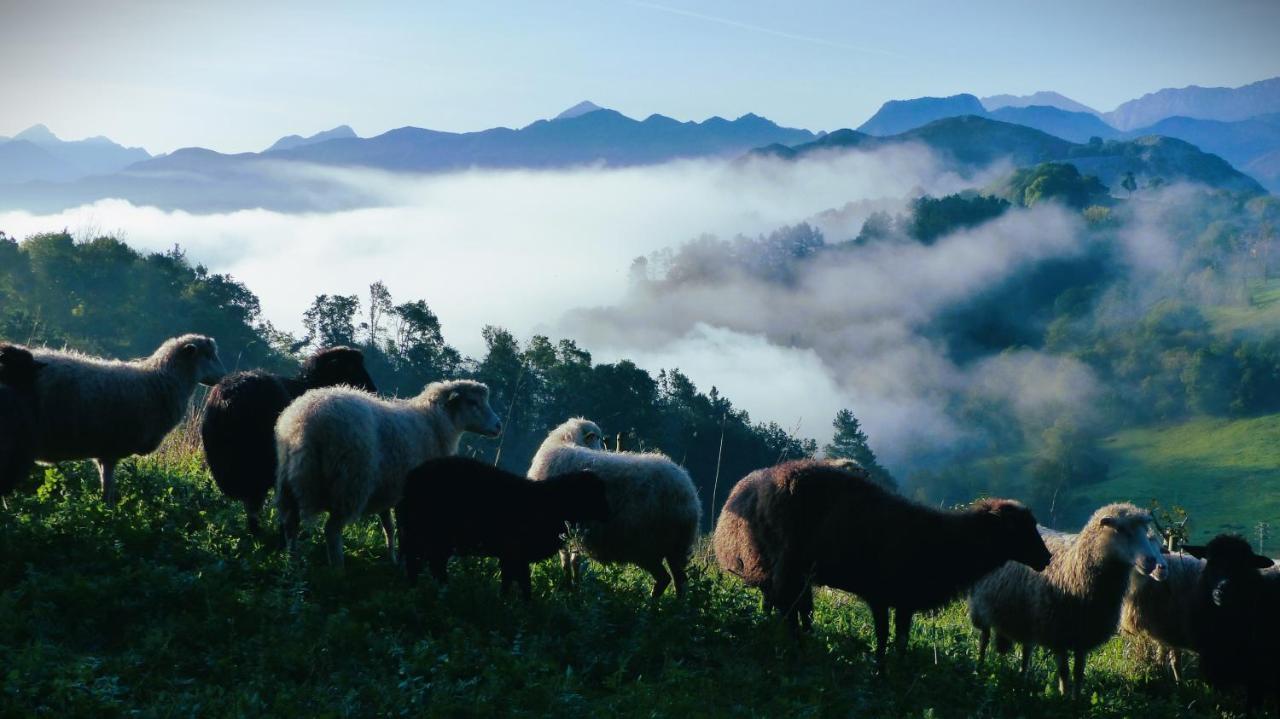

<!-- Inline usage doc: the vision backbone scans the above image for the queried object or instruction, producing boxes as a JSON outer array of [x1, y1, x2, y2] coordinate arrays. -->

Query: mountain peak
[[265, 125, 358, 153], [981, 91, 1100, 116], [14, 123, 59, 145], [555, 101, 606, 120], [857, 94, 986, 136]]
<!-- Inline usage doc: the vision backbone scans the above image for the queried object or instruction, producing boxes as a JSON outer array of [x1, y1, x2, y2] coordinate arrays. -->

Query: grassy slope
[[1077, 414, 1280, 542], [0, 453, 1257, 718], [1204, 278, 1280, 334]]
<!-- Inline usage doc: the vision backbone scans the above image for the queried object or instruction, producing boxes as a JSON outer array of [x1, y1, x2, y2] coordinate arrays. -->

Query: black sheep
[[0, 345, 44, 500], [1184, 535, 1279, 713], [200, 346, 376, 533], [713, 459, 1051, 663], [396, 456, 610, 599]]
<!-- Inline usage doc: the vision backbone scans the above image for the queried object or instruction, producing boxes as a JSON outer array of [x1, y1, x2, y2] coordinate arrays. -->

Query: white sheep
[[274, 379, 501, 567], [528, 417, 701, 598], [968, 503, 1168, 697], [29, 334, 226, 504], [1120, 551, 1203, 681]]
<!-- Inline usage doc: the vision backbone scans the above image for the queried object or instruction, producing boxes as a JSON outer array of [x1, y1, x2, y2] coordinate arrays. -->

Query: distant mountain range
[[0, 125, 150, 182], [754, 115, 1264, 195], [0, 104, 817, 212], [852, 80, 1280, 191], [1104, 77, 1280, 130], [3, 78, 1278, 214]]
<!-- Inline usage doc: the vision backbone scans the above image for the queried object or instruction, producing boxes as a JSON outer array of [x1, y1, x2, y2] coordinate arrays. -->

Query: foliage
[[1002, 162, 1110, 209], [906, 193, 1010, 244], [824, 409, 896, 489], [0, 231, 292, 372]]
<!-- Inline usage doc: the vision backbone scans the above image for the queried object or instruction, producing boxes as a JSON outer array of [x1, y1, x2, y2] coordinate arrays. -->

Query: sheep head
[[552, 417, 605, 450], [1094, 504, 1168, 581], [0, 344, 44, 387], [1184, 534, 1273, 609], [975, 498, 1051, 571], [168, 335, 226, 386], [303, 346, 377, 393], [427, 380, 502, 437]]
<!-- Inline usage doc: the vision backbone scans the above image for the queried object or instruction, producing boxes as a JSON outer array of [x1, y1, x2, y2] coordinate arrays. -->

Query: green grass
[[0, 453, 1258, 718], [1076, 414, 1280, 542], [1205, 277, 1280, 334]]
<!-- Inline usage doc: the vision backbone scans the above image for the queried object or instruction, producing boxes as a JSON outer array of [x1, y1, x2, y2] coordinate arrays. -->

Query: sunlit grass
[[0, 449, 1257, 717]]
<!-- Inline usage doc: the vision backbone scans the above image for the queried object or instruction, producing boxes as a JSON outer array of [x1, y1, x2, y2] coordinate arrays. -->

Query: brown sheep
[[713, 459, 1051, 664]]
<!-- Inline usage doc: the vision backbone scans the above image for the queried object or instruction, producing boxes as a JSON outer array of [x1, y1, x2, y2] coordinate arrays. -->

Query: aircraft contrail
[[626, 0, 904, 58]]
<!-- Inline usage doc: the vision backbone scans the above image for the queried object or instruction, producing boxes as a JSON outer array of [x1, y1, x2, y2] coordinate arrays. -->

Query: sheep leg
[[323, 515, 345, 569], [1053, 650, 1070, 696], [501, 559, 534, 601], [96, 458, 118, 505], [797, 585, 814, 632], [870, 603, 891, 667], [378, 509, 397, 564], [427, 553, 449, 585], [278, 483, 301, 555], [642, 558, 672, 599], [1071, 650, 1086, 699], [1168, 649, 1182, 683], [559, 549, 578, 589], [976, 628, 990, 665], [666, 555, 689, 598], [893, 609, 913, 654], [244, 500, 262, 537], [1019, 643, 1033, 676]]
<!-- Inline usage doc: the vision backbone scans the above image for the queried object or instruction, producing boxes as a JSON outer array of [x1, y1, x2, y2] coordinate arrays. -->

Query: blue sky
[[2, 0, 1278, 154]]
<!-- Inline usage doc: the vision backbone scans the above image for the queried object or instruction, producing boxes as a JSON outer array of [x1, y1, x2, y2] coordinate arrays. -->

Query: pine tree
[[823, 409, 896, 490]]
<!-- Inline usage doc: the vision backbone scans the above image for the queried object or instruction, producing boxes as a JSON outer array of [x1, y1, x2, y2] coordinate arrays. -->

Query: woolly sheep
[[275, 379, 502, 567], [969, 503, 1168, 697], [201, 346, 377, 534], [713, 458, 1050, 663], [1183, 535, 1279, 713], [527, 417, 701, 598], [28, 335, 226, 504], [1120, 551, 1203, 682], [0, 345, 45, 502], [396, 456, 610, 598]]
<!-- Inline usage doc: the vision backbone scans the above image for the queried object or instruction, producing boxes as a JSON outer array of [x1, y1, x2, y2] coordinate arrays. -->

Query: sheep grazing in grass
[[1183, 535, 1279, 713], [713, 459, 1051, 663], [28, 335, 226, 504], [396, 456, 610, 598], [201, 347, 377, 535], [0, 345, 45, 502], [528, 417, 700, 598], [1120, 551, 1203, 682], [969, 503, 1167, 697], [275, 379, 502, 567]]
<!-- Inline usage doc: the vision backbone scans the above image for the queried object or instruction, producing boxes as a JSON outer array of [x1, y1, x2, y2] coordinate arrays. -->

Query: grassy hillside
[[0, 440, 1260, 717], [1205, 278, 1280, 334], [1076, 414, 1280, 543]]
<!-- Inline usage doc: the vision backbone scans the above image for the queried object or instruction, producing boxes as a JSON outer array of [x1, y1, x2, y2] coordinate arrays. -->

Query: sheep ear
[[182, 343, 199, 356], [1182, 544, 1207, 559], [1099, 516, 1117, 529], [1252, 554, 1274, 569], [446, 390, 463, 407]]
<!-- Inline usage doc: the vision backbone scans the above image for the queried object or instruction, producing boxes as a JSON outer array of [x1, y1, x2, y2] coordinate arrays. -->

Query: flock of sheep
[[0, 335, 1278, 712]]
